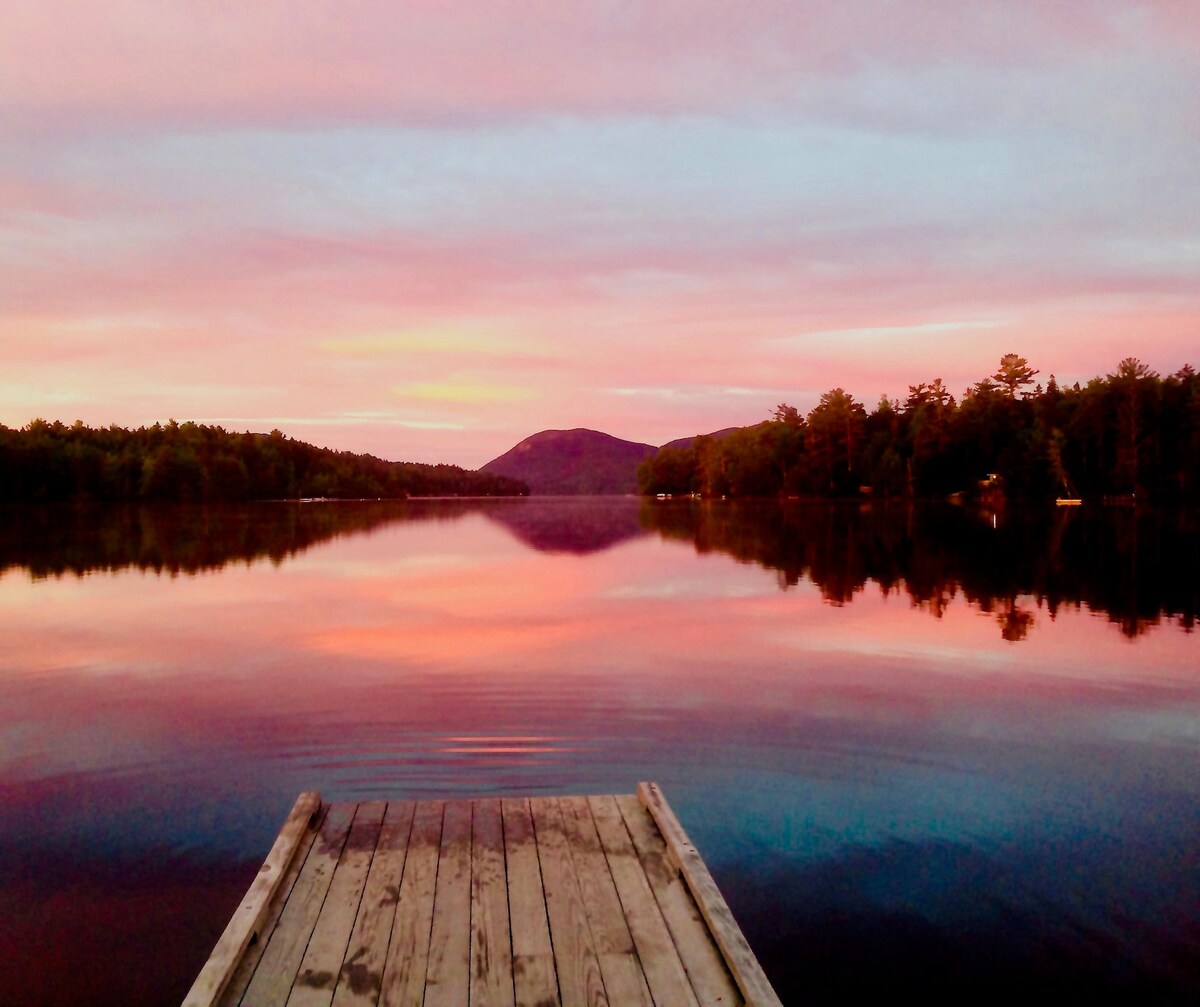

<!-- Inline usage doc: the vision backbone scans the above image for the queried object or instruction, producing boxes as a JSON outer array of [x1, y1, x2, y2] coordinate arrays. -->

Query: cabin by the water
[[185, 782, 780, 1007]]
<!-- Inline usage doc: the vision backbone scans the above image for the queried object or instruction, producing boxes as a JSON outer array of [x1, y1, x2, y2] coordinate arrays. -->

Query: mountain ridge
[[481, 425, 741, 495], [481, 427, 656, 495]]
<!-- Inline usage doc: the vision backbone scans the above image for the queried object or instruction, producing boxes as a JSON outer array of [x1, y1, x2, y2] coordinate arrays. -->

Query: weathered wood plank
[[616, 795, 742, 1007], [195, 788, 773, 1007], [597, 954, 653, 1007], [330, 801, 416, 1007], [589, 795, 700, 1007], [558, 797, 635, 955], [288, 802, 386, 1007], [188, 792, 322, 1007], [530, 796, 608, 1007], [218, 803, 328, 1007], [501, 798, 560, 1007], [560, 797, 650, 1006], [378, 801, 444, 1007], [423, 800, 472, 1007], [471, 798, 515, 1007], [637, 783, 780, 1007], [239, 802, 357, 1007]]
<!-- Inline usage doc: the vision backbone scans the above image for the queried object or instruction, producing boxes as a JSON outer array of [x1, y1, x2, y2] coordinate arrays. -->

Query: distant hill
[[659, 427, 742, 452], [481, 428, 656, 495]]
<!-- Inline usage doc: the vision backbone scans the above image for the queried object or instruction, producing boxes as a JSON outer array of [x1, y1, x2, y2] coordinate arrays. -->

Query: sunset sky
[[3, 2, 1198, 467]]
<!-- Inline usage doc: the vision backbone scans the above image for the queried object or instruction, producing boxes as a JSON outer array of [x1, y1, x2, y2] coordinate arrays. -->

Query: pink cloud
[[2, 2, 1197, 462], [2, 2, 1192, 131]]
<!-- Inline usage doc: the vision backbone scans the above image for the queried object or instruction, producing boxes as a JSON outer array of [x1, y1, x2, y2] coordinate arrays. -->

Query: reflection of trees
[[0, 500, 489, 578], [996, 599, 1035, 642], [639, 500, 1199, 639], [0, 498, 654, 579]]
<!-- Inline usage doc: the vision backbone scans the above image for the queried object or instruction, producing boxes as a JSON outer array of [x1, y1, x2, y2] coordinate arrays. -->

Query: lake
[[1, 498, 1197, 1005]]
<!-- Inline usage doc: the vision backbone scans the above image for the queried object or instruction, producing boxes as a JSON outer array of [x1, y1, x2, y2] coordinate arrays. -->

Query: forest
[[638, 355, 1200, 502], [0, 420, 528, 502]]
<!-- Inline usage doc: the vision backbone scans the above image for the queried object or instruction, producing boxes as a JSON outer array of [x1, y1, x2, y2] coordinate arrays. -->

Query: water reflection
[[1, 499, 1197, 1004], [639, 499, 1199, 638], [5, 498, 1195, 639], [0, 499, 480, 578]]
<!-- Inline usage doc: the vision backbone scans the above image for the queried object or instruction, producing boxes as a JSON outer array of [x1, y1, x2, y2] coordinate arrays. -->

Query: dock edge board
[[637, 781, 783, 1007], [182, 790, 323, 1007]]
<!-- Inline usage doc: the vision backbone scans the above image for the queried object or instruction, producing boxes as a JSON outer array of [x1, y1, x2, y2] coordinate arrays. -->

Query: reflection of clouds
[[1, 507, 1198, 800], [301, 621, 588, 664], [603, 580, 765, 600]]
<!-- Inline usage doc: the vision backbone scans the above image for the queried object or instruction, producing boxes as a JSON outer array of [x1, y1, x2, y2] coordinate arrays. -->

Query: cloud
[[394, 380, 534, 404], [1, 2, 1198, 465], [3, 2, 1195, 133]]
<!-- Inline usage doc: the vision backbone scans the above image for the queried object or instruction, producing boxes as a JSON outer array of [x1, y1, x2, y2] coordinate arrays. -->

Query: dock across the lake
[[185, 782, 780, 1007]]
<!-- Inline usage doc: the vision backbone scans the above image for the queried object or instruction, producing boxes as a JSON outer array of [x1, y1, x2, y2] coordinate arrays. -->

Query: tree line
[[0, 420, 528, 502], [638, 355, 1200, 502]]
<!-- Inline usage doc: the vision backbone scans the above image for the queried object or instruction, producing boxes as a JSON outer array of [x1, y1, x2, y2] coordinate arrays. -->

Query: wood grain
[[240, 802, 356, 1007], [502, 797, 560, 1007], [423, 800, 472, 1007], [207, 793, 324, 1007], [589, 795, 700, 1007], [471, 798, 515, 1007], [379, 801, 444, 1007], [531, 797, 608, 1007], [330, 801, 416, 1007], [288, 802, 385, 1007]]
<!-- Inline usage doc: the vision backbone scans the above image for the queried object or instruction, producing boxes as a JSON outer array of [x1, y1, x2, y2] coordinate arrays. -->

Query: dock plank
[[423, 800, 473, 1007], [212, 795, 327, 1007], [559, 797, 635, 955], [240, 802, 357, 1007], [288, 802, 386, 1007], [589, 795, 700, 1007], [501, 797, 560, 1007], [330, 801, 416, 1007], [560, 797, 650, 1007], [637, 783, 779, 1007], [616, 795, 743, 1007], [530, 796, 608, 1007], [378, 801, 444, 1007], [471, 798, 515, 1007], [191, 786, 774, 1007]]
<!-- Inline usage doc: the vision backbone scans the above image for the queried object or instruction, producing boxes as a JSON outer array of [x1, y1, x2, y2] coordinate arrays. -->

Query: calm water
[[1, 499, 1197, 1005]]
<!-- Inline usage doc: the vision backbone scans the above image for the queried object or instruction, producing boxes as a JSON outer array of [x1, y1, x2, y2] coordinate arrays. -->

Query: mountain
[[658, 427, 742, 452], [481, 428, 657, 495]]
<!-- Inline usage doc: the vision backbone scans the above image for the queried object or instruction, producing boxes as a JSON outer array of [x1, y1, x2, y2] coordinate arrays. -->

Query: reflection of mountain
[[0, 501, 482, 578], [639, 500, 1200, 639], [482, 497, 647, 554]]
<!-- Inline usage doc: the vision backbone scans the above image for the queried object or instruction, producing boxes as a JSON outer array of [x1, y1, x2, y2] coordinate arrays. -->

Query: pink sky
[[2, 1, 1198, 466]]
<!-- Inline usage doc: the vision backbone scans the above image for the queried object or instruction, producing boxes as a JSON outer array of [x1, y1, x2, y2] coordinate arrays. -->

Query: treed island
[[0, 421, 528, 502], [639, 355, 1200, 502]]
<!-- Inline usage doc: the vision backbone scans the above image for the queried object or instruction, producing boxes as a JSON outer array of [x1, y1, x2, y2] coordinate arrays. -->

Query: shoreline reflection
[[4, 498, 1194, 639]]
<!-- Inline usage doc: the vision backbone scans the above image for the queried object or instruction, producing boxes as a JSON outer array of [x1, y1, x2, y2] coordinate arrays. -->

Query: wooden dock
[[185, 782, 780, 1007]]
